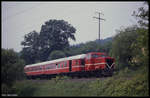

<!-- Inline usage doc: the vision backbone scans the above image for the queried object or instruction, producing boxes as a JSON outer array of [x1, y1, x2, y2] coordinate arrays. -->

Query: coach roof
[[25, 54, 86, 68]]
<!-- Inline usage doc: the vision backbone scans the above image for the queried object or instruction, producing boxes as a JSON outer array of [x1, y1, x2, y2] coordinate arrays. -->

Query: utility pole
[[93, 11, 105, 41]]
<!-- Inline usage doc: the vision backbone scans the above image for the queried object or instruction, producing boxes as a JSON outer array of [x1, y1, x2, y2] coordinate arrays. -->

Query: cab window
[[92, 54, 99, 58], [100, 54, 107, 57], [92, 54, 108, 58]]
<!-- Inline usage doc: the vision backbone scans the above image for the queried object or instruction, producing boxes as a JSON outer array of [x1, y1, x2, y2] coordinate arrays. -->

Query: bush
[[48, 50, 66, 60], [1, 49, 25, 87], [13, 80, 37, 96], [12, 65, 148, 96]]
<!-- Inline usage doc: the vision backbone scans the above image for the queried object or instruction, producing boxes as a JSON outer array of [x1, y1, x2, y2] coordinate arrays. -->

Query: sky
[[2, 1, 145, 52]]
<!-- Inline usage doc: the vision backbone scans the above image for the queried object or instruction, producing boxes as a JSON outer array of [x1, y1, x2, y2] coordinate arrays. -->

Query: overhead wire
[[2, 3, 43, 21]]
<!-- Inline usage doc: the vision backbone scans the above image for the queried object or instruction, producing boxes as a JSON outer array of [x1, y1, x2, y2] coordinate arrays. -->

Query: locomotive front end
[[89, 52, 115, 76]]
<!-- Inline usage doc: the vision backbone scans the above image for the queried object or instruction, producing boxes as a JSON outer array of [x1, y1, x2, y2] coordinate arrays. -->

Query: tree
[[132, 2, 149, 66], [111, 2, 149, 70], [132, 2, 149, 28], [39, 19, 76, 61], [132, 2, 148, 51], [48, 50, 66, 60], [111, 26, 140, 70], [21, 19, 76, 63], [102, 41, 112, 54], [1, 49, 25, 87], [21, 31, 40, 64]]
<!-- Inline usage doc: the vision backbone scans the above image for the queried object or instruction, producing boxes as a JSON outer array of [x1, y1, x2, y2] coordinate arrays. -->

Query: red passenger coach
[[24, 52, 115, 79]]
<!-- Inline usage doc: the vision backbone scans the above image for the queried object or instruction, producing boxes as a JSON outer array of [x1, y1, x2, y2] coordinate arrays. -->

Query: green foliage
[[21, 19, 76, 63], [112, 72, 148, 96], [13, 65, 148, 96], [12, 2, 149, 96], [111, 26, 140, 70], [20, 31, 40, 64], [48, 50, 66, 60], [101, 41, 112, 53], [132, 2, 148, 28], [89, 66, 148, 96], [39, 19, 76, 61], [1, 48, 25, 87], [63, 37, 113, 58], [110, 2, 149, 71], [13, 80, 37, 96], [1, 84, 12, 94], [132, 2, 149, 66]]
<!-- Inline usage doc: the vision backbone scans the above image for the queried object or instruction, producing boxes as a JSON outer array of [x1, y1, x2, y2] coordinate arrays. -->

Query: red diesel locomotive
[[24, 52, 115, 79]]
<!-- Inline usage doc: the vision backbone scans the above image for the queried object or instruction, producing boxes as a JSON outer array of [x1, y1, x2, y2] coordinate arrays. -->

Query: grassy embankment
[[13, 65, 149, 96]]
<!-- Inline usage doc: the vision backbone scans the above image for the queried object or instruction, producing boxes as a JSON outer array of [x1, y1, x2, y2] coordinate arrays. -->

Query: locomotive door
[[69, 60, 72, 71]]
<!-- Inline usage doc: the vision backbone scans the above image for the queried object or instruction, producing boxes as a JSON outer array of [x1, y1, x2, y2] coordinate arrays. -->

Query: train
[[24, 52, 115, 79]]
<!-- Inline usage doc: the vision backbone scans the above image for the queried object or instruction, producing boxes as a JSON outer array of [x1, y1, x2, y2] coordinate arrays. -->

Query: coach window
[[48, 65, 50, 69], [76, 60, 79, 65], [40, 66, 42, 70], [61, 63, 63, 68], [57, 64, 59, 68], [64, 61, 67, 67], [56, 64, 57, 68], [47, 65, 51, 69], [58, 64, 60, 68]]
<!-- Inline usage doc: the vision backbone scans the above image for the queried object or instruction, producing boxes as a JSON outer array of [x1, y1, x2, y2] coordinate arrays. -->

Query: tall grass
[[13, 66, 149, 96]]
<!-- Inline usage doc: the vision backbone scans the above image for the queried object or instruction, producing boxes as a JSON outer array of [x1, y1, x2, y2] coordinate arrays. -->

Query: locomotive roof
[[25, 54, 86, 68]]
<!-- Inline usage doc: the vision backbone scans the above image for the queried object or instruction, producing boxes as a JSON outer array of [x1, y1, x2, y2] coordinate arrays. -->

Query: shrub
[[13, 81, 37, 96]]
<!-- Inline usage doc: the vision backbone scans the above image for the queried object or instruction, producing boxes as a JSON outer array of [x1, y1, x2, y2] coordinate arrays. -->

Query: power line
[[93, 11, 106, 41], [2, 3, 42, 22]]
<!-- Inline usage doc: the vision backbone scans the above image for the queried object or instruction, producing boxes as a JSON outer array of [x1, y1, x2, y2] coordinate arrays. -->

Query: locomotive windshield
[[92, 54, 108, 58]]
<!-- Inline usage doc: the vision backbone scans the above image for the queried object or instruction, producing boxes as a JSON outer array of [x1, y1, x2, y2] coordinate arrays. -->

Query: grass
[[12, 65, 149, 96]]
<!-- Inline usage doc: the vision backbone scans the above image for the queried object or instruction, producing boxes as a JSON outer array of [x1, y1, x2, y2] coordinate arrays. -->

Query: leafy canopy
[[21, 19, 76, 64]]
